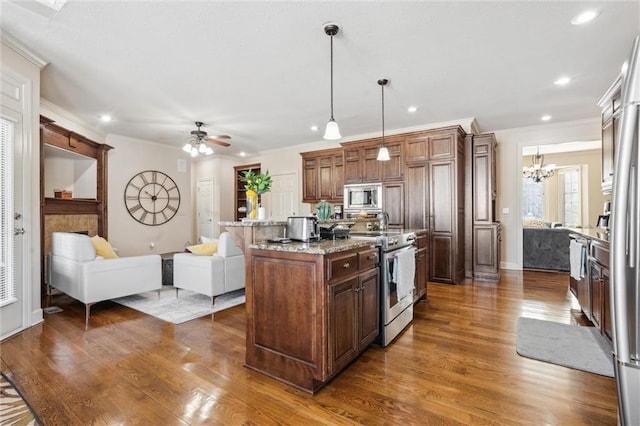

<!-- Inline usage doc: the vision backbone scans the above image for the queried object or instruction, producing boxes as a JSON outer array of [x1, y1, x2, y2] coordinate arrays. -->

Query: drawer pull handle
[[367, 255, 377, 260], [343, 262, 350, 268]]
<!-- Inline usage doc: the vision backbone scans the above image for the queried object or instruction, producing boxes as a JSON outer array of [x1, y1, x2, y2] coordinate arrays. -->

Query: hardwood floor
[[1, 270, 617, 425]]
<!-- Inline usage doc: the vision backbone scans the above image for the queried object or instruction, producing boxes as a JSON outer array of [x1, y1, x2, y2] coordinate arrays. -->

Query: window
[[522, 178, 544, 219], [559, 167, 581, 227], [0, 116, 16, 306]]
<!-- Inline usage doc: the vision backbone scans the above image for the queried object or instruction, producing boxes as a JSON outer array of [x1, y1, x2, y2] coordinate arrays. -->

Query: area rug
[[113, 286, 245, 324], [0, 373, 41, 425], [516, 317, 614, 377]]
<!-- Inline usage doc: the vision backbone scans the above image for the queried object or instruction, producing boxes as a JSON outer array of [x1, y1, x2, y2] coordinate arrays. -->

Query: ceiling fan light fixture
[[205, 147, 214, 155], [182, 143, 192, 153], [323, 22, 341, 141], [198, 142, 207, 153]]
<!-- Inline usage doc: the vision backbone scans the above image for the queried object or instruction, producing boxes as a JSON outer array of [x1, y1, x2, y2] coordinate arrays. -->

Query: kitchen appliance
[[377, 211, 389, 231], [596, 214, 610, 230], [319, 222, 352, 240], [343, 183, 382, 216], [333, 204, 343, 219], [286, 216, 319, 242], [350, 230, 416, 346], [610, 33, 640, 426]]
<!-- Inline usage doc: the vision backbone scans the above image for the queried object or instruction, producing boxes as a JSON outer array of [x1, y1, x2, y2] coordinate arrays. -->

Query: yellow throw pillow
[[90, 235, 119, 259], [186, 242, 218, 255]]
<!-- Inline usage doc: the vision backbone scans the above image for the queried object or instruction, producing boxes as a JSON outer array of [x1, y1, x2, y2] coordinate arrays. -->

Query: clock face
[[124, 170, 180, 226]]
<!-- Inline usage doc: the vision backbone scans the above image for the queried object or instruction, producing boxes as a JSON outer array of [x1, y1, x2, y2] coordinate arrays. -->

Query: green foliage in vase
[[241, 169, 272, 194]]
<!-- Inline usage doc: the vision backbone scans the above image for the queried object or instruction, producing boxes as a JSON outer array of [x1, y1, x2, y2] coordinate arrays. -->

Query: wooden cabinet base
[[246, 247, 379, 394]]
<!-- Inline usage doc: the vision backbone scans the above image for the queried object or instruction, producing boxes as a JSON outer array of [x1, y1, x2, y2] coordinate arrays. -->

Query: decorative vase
[[317, 200, 331, 220], [246, 190, 258, 219]]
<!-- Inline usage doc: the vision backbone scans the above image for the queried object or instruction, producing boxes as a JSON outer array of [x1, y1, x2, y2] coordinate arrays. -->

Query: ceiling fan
[[182, 121, 231, 157]]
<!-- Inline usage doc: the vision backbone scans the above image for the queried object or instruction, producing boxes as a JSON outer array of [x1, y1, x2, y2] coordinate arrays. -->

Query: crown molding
[[1, 30, 48, 69]]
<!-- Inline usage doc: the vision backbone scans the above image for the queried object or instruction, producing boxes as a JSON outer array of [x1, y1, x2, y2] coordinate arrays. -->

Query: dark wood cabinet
[[341, 136, 404, 184], [301, 148, 343, 203], [247, 245, 379, 393], [465, 133, 500, 280], [234, 163, 261, 221], [588, 240, 610, 337], [473, 223, 501, 280], [589, 260, 603, 330], [413, 230, 428, 303], [404, 163, 428, 230], [598, 76, 622, 194], [602, 266, 611, 340], [382, 182, 404, 229]]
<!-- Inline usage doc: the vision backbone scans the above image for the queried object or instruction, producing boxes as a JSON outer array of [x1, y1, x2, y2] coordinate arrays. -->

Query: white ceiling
[[2, 1, 639, 158]]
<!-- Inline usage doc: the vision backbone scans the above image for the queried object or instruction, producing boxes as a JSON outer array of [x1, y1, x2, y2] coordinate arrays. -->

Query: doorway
[[0, 109, 24, 338], [197, 178, 219, 239], [264, 172, 298, 220]]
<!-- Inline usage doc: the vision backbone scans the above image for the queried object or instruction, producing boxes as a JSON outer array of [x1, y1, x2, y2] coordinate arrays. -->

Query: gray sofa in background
[[523, 227, 571, 271]]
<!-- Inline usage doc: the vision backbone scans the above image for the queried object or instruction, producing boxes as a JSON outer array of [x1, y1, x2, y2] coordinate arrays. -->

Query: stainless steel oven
[[351, 230, 416, 346]]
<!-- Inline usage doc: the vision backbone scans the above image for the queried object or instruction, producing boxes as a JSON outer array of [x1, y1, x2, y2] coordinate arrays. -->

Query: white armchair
[[48, 232, 162, 328], [173, 232, 245, 303]]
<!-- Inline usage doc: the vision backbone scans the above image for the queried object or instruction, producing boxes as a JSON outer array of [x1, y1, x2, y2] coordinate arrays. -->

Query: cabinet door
[[429, 133, 455, 160], [383, 182, 404, 229], [332, 153, 344, 199], [473, 224, 500, 280], [404, 163, 428, 230], [601, 118, 614, 192], [328, 277, 359, 375], [343, 147, 362, 184], [602, 266, 612, 341], [358, 268, 380, 349], [302, 158, 318, 202], [589, 260, 602, 329], [380, 141, 404, 181], [405, 134, 429, 163], [318, 155, 333, 200], [362, 145, 381, 182], [414, 245, 427, 302], [429, 160, 455, 283], [473, 141, 492, 223]]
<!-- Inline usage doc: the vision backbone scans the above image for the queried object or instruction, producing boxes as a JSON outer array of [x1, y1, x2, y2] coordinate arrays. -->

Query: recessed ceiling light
[[553, 76, 571, 86], [571, 9, 600, 25], [310, 125, 319, 132], [408, 106, 417, 113], [541, 115, 552, 121], [99, 115, 111, 122]]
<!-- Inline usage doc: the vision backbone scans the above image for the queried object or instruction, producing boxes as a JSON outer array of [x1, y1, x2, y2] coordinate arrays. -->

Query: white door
[[265, 172, 298, 220], [0, 109, 24, 338], [197, 179, 216, 239]]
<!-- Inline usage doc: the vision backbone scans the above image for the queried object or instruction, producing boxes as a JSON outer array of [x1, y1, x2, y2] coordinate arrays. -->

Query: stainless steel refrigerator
[[611, 33, 640, 426]]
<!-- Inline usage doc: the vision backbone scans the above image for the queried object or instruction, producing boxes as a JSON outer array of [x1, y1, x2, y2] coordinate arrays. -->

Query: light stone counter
[[250, 238, 375, 255]]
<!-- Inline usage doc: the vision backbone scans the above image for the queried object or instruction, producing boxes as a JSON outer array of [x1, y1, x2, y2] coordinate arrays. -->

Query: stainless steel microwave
[[344, 183, 382, 212]]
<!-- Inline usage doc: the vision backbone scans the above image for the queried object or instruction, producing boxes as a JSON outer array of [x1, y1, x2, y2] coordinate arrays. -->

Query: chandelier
[[522, 148, 554, 182]]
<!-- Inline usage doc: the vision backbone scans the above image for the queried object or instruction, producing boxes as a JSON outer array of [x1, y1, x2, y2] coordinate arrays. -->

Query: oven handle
[[385, 245, 416, 257]]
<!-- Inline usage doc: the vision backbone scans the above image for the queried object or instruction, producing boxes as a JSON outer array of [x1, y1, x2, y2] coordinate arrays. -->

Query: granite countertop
[[220, 217, 377, 227], [566, 228, 610, 244], [250, 238, 375, 255]]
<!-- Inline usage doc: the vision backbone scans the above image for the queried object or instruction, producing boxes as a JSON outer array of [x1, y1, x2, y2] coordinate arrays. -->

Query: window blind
[[0, 116, 16, 306]]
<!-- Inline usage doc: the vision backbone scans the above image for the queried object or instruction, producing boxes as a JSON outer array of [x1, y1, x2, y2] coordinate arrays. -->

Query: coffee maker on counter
[[596, 200, 611, 231]]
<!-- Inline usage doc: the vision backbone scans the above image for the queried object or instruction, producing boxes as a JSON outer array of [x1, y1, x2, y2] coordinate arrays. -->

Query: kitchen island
[[245, 237, 380, 393]]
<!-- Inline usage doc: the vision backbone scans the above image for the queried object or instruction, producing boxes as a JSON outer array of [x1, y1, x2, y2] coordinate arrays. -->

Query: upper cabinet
[[300, 149, 343, 203], [342, 135, 404, 184], [598, 76, 622, 194]]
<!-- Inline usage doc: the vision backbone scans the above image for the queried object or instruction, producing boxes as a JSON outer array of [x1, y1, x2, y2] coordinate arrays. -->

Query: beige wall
[[521, 149, 604, 228], [495, 118, 602, 270]]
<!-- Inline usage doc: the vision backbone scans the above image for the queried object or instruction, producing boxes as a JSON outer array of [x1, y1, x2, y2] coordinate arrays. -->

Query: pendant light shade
[[323, 23, 341, 140], [377, 78, 390, 161]]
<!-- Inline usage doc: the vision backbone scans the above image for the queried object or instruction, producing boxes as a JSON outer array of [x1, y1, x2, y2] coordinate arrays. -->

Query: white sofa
[[173, 232, 245, 303], [48, 232, 162, 328]]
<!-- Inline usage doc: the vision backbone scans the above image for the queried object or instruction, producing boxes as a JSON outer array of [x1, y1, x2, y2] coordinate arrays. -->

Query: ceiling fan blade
[[207, 134, 231, 140], [208, 138, 231, 147]]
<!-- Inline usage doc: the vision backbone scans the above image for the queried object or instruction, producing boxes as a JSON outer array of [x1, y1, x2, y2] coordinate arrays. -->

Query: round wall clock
[[124, 170, 180, 226]]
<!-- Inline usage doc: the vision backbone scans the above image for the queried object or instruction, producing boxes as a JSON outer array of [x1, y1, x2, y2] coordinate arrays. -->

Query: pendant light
[[323, 23, 341, 140], [376, 79, 390, 161]]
